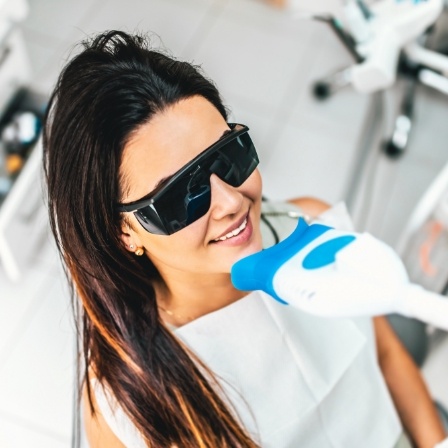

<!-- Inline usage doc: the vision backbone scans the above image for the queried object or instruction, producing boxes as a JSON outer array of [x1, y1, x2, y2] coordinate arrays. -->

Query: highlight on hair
[[43, 30, 260, 447]]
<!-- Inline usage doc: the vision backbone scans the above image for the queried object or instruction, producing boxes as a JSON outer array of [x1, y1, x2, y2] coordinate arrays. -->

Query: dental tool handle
[[231, 218, 448, 330], [405, 284, 448, 331]]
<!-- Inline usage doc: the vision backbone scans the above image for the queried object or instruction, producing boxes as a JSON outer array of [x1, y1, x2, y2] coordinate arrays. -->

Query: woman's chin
[[228, 238, 263, 271]]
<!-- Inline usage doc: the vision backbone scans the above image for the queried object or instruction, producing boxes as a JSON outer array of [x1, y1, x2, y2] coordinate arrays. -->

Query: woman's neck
[[155, 272, 247, 328]]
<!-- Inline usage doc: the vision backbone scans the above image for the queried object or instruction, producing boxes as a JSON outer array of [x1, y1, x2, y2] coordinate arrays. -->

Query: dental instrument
[[231, 217, 448, 330]]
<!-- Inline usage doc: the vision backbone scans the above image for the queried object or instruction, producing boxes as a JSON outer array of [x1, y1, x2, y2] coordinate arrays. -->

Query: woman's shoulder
[[82, 372, 147, 448], [82, 379, 127, 448], [286, 196, 331, 217], [260, 197, 355, 247], [260, 196, 329, 247], [261, 196, 331, 219]]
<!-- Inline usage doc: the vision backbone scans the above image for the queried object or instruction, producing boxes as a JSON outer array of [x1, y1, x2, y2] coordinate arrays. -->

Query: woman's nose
[[209, 173, 243, 220]]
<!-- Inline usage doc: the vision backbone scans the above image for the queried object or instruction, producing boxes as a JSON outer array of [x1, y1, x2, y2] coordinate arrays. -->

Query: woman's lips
[[214, 217, 247, 241], [211, 214, 253, 246], [213, 213, 248, 241]]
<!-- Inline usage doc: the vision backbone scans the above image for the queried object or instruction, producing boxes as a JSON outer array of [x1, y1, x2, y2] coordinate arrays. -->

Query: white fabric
[[91, 201, 403, 447], [176, 290, 401, 447], [435, 438, 448, 448]]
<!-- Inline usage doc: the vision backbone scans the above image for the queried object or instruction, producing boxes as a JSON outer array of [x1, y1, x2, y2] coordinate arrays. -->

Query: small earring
[[135, 247, 144, 256], [129, 244, 135, 249]]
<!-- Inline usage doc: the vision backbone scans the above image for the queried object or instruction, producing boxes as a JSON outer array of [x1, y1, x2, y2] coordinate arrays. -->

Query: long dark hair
[[43, 30, 259, 447]]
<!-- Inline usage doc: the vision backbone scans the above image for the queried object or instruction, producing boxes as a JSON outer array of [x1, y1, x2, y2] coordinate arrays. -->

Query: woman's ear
[[119, 218, 141, 253]]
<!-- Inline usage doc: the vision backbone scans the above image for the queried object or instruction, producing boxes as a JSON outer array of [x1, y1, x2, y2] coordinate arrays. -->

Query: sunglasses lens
[[213, 133, 258, 186], [185, 184, 211, 225], [134, 208, 166, 235], [151, 174, 205, 234]]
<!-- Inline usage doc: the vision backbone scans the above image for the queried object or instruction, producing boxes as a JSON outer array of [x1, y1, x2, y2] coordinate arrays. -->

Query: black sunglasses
[[116, 123, 259, 235]]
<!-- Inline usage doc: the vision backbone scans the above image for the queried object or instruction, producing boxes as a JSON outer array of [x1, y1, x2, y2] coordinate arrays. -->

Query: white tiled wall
[[1, 0, 448, 446]]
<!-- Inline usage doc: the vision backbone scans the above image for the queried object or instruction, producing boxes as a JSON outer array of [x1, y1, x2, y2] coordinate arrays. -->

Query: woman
[[43, 30, 446, 447]]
